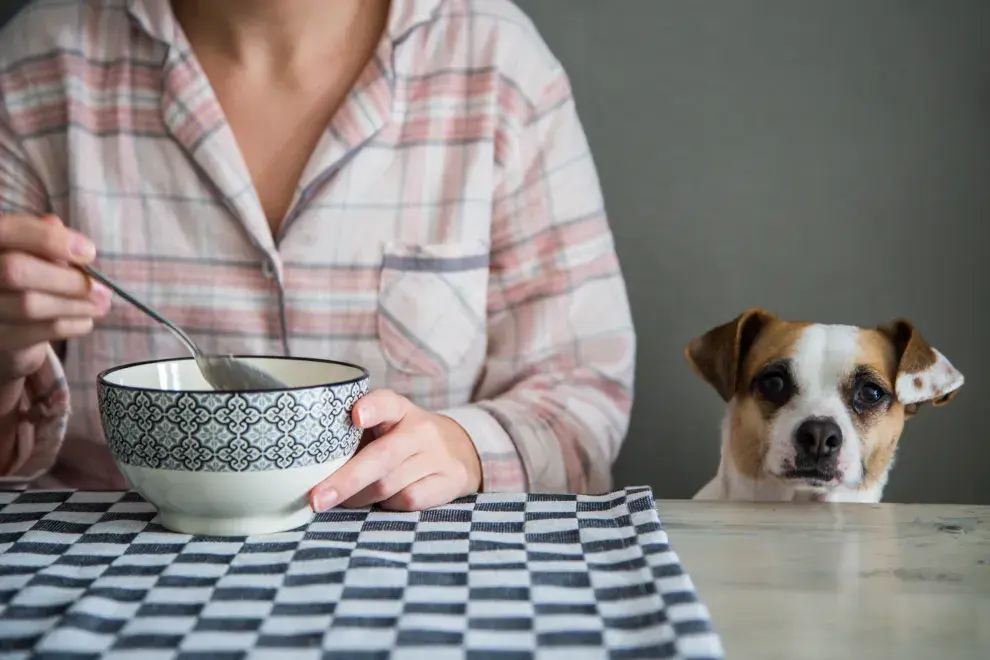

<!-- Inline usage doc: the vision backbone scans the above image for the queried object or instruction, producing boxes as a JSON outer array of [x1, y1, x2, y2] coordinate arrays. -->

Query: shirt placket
[[271, 47, 398, 357], [157, 59, 291, 356]]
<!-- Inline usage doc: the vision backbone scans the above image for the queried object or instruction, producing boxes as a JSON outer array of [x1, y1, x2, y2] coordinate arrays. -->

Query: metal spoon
[[79, 265, 289, 391]]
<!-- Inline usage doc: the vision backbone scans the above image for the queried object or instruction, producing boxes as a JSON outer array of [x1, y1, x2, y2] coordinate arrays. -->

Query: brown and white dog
[[686, 309, 964, 503]]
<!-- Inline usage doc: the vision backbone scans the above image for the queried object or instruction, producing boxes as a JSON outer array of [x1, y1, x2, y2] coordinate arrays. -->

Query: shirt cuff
[[439, 404, 527, 493], [0, 344, 70, 484]]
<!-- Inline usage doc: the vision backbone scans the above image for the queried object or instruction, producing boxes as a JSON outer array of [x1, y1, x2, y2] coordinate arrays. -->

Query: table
[[658, 500, 990, 660]]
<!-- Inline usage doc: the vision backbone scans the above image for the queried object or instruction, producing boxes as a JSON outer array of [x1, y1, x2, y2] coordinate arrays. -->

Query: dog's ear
[[685, 308, 776, 402], [877, 319, 964, 414]]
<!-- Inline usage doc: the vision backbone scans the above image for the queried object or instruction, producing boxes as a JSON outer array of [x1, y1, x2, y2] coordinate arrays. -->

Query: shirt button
[[261, 260, 275, 280]]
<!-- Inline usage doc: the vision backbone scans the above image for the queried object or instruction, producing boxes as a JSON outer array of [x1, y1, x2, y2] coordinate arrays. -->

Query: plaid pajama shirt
[[0, 0, 636, 495]]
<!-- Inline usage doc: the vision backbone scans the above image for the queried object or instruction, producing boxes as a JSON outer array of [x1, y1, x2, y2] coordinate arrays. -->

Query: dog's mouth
[[780, 466, 841, 487]]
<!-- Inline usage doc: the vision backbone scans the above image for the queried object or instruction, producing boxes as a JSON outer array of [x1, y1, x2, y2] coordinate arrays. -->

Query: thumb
[[352, 389, 410, 429]]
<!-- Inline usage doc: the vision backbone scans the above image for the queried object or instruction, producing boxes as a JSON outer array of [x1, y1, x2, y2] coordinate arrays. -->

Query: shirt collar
[[125, 0, 178, 46], [126, 0, 443, 47], [387, 0, 443, 43]]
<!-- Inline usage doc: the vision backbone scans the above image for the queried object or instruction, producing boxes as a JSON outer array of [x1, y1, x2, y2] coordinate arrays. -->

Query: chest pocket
[[377, 242, 490, 376]]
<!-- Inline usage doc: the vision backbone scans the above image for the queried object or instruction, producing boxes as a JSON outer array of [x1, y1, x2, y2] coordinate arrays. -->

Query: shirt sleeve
[[0, 98, 71, 485], [442, 68, 637, 494]]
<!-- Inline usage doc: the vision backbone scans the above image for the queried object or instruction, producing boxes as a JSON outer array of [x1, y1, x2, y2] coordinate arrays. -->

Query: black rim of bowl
[[97, 355, 370, 395]]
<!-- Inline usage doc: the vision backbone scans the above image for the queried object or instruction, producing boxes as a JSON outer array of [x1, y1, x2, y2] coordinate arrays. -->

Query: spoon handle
[[78, 264, 201, 357]]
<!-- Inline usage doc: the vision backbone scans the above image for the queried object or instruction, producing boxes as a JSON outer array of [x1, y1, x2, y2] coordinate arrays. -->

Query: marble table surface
[[658, 499, 989, 659]]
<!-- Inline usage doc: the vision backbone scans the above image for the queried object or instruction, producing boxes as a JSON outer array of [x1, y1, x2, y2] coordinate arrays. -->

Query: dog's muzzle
[[784, 417, 843, 484]]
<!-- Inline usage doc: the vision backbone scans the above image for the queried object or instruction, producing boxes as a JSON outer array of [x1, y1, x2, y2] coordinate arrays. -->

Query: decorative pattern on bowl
[[98, 370, 369, 473]]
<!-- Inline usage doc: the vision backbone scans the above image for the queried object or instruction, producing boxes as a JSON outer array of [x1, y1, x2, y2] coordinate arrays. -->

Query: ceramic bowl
[[97, 356, 369, 536]]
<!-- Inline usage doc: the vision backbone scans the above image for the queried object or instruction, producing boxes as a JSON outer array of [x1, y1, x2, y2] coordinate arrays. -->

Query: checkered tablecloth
[[0, 486, 722, 659]]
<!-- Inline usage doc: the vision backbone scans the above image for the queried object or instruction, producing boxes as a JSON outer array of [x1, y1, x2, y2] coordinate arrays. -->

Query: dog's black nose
[[795, 418, 843, 459]]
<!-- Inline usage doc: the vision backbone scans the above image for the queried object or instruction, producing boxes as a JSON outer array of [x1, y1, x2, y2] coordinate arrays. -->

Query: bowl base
[[156, 506, 315, 536]]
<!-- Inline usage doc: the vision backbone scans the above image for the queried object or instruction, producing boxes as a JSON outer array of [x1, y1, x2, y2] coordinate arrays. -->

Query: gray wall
[[3, 1, 987, 503], [0, 3, 19, 29], [516, 0, 989, 504], [0, 0, 20, 26]]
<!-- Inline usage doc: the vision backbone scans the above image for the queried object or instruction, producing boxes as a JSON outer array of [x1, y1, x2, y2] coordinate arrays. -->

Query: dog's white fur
[[689, 314, 964, 504]]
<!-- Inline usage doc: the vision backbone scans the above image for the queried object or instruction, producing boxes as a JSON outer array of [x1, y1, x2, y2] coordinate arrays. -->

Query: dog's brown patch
[[726, 320, 810, 479], [879, 318, 963, 408], [880, 319, 938, 376], [727, 397, 769, 479], [738, 321, 811, 384], [854, 330, 907, 491], [852, 329, 897, 389], [685, 308, 777, 402], [860, 415, 906, 490]]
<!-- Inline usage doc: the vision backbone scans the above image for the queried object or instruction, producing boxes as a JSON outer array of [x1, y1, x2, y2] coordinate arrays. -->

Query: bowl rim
[[97, 355, 370, 395]]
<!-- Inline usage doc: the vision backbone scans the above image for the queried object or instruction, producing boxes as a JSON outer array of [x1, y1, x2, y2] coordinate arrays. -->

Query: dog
[[686, 308, 964, 503]]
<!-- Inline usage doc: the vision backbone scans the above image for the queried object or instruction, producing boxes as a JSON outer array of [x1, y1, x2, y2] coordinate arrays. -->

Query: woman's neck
[[171, 0, 389, 72]]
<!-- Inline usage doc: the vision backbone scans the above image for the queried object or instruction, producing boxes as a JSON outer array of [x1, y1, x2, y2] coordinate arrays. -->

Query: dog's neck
[[696, 401, 889, 503]]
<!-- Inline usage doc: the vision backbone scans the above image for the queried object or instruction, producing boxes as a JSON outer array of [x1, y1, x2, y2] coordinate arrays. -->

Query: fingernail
[[90, 280, 110, 298], [312, 489, 338, 513], [70, 234, 96, 260], [356, 405, 373, 428], [90, 284, 112, 310]]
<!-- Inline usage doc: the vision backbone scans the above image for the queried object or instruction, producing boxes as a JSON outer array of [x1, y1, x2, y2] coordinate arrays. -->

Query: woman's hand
[[0, 214, 111, 383], [310, 389, 483, 512]]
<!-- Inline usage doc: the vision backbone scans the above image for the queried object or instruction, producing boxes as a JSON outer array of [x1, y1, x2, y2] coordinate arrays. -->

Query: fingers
[[0, 251, 103, 298], [0, 319, 95, 353], [310, 431, 419, 512], [379, 474, 454, 512], [0, 343, 49, 383], [0, 215, 105, 379], [314, 392, 469, 513], [339, 453, 438, 509], [0, 214, 96, 264], [352, 388, 411, 429], [0, 291, 110, 322]]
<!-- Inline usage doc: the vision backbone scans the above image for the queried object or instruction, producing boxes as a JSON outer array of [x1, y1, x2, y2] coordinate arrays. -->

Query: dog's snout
[[794, 418, 843, 459]]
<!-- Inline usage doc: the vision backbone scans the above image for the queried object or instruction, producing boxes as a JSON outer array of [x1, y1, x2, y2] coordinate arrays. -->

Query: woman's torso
[[0, 0, 558, 488]]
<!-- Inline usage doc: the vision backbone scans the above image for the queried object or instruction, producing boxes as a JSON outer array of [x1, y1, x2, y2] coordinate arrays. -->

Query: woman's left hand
[[309, 389, 482, 512]]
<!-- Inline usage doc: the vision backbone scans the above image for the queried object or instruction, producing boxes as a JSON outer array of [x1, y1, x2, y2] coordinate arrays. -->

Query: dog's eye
[[755, 371, 792, 404], [853, 381, 887, 411]]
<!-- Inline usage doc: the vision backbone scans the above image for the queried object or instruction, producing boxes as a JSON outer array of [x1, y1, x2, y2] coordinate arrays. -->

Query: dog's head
[[685, 308, 964, 495]]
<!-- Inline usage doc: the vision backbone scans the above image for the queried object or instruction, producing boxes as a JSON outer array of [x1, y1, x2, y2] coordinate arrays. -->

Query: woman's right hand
[[0, 214, 111, 383]]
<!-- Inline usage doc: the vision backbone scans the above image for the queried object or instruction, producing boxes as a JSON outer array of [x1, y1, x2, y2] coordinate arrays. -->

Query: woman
[[0, 0, 636, 511]]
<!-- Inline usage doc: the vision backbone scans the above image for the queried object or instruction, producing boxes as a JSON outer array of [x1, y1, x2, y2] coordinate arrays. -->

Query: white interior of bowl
[[101, 357, 365, 391]]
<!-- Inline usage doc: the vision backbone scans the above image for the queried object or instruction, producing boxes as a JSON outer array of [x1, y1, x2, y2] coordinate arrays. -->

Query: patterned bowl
[[97, 356, 369, 536]]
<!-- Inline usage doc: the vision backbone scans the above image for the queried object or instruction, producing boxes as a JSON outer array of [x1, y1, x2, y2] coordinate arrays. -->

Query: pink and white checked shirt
[[0, 0, 636, 494]]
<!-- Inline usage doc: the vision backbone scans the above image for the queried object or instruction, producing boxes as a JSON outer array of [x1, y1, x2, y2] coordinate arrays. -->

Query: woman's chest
[[54, 84, 502, 404], [58, 98, 500, 260]]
